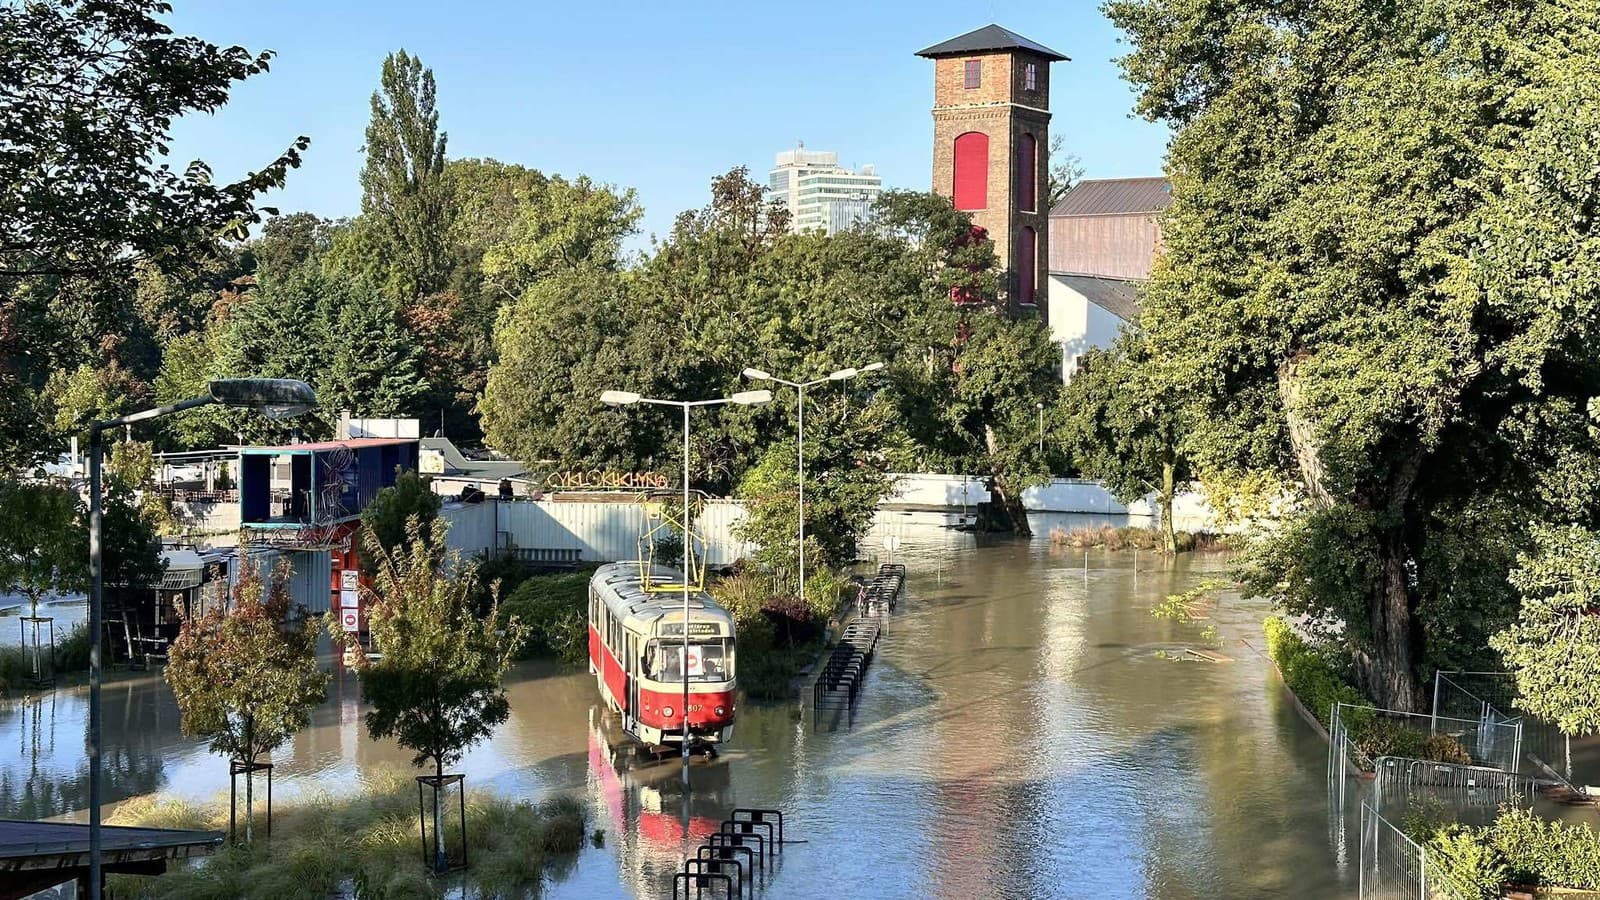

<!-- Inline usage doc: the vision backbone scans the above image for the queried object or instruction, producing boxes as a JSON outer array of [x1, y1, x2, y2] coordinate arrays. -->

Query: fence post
[[1430, 670, 1441, 732]]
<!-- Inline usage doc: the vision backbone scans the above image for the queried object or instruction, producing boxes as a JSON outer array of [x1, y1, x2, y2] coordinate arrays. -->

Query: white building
[[768, 144, 883, 235], [1046, 177, 1172, 380]]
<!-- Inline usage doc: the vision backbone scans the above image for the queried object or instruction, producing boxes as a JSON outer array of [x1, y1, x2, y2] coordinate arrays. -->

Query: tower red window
[[952, 131, 988, 210], [964, 59, 981, 89], [1018, 133, 1037, 212], [1018, 226, 1037, 305]]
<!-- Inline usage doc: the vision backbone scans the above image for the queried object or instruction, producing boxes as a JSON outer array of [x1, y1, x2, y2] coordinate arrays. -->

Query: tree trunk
[[244, 716, 254, 844], [983, 424, 1032, 536], [1160, 459, 1177, 555], [1355, 526, 1426, 711], [433, 757, 446, 872], [1280, 359, 1426, 711]]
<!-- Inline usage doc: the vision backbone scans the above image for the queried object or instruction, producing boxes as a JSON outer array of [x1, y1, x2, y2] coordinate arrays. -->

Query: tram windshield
[[644, 638, 732, 683]]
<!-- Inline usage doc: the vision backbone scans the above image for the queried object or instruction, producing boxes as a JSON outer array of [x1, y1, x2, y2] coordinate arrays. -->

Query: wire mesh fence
[[1432, 671, 1574, 787], [1330, 703, 1524, 813], [1358, 801, 1466, 900]]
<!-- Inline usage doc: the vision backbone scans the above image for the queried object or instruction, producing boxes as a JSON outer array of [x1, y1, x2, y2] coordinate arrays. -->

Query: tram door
[[626, 634, 640, 719]]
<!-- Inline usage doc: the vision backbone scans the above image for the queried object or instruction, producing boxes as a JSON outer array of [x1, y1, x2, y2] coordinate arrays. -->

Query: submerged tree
[[165, 563, 328, 841], [347, 520, 527, 870], [1059, 334, 1191, 554]]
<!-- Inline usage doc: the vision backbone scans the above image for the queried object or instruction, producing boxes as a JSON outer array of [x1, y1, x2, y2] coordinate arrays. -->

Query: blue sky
[[164, 0, 1170, 249]]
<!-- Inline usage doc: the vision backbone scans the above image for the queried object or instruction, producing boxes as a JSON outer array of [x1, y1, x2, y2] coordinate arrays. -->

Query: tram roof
[[590, 561, 730, 625]]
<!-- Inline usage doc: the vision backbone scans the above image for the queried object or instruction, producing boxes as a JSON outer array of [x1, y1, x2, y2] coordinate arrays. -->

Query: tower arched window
[[953, 132, 988, 211], [1018, 226, 1037, 305], [1018, 133, 1037, 212]]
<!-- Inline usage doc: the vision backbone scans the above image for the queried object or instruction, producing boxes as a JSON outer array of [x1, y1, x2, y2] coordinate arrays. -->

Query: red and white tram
[[587, 562, 736, 747]]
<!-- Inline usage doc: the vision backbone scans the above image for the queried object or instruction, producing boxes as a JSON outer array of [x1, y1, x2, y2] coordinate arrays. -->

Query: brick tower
[[917, 25, 1067, 313]]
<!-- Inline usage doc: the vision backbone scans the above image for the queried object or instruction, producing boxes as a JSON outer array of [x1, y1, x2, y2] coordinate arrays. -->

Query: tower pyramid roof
[[915, 24, 1068, 62]]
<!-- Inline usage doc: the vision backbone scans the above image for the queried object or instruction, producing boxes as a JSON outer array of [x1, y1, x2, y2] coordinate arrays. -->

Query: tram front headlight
[[662, 706, 674, 719], [715, 706, 726, 717]]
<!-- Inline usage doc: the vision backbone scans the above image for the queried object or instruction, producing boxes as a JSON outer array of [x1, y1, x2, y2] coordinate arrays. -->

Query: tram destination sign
[[660, 622, 723, 637]]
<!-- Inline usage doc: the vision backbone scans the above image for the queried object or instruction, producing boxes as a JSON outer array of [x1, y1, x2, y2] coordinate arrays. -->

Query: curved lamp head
[[208, 378, 316, 420], [730, 390, 773, 406], [861, 362, 886, 373], [828, 368, 858, 381], [600, 390, 642, 406], [742, 368, 771, 382]]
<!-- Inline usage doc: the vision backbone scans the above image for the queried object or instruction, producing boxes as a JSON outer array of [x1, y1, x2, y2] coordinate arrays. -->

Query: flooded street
[[0, 514, 1354, 898]]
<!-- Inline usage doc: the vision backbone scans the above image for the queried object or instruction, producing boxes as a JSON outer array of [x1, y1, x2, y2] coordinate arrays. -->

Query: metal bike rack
[[672, 807, 790, 899], [814, 568, 904, 730]]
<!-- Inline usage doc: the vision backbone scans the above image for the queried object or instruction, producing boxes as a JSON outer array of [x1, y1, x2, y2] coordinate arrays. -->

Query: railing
[[1372, 756, 1541, 826], [860, 563, 905, 617], [812, 621, 880, 730], [504, 547, 584, 568]]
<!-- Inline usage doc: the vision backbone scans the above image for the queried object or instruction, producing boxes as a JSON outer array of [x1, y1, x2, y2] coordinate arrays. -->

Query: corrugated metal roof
[[1050, 177, 1172, 217], [240, 437, 416, 454], [1054, 274, 1141, 321], [916, 24, 1068, 61]]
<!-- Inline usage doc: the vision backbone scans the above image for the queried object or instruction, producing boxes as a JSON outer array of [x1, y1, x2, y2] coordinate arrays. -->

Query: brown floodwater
[[1, 513, 1364, 898]]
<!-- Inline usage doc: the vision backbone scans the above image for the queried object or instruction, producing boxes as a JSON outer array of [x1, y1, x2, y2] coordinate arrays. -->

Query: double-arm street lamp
[[85, 378, 315, 899], [598, 388, 772, 788], [740, 363, 883, 603]]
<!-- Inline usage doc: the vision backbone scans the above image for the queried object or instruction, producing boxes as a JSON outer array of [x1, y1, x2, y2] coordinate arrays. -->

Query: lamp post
[[741, 363, 883, 603], [598, 388, 772, 790], [84, 378, 314, 900], [1036, 401, 1045, 458]]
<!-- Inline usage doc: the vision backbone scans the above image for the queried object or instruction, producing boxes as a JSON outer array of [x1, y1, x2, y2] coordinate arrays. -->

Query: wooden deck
[[0, 819, 223, 899]]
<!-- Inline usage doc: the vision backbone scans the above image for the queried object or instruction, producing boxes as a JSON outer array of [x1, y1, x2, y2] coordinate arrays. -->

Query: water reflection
[[1, 512, 1370, 898]]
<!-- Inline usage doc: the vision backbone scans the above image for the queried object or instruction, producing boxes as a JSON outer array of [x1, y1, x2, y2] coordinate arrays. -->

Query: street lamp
[[84, 378, 314, 899], [599, 387, 771, 789], [741, 363, 883, 604]]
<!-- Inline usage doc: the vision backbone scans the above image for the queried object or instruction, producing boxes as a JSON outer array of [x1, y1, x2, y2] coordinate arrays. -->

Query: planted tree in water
[[1058, 334, 1192, 555], [165, 563, 328, 841], [0, 480, 84, 685], [346, 518, 527, 872]]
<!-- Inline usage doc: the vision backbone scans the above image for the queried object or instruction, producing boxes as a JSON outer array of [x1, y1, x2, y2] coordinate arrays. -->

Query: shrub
[[1492, 808, 1600, 890], [56, 622, 90, 672], [500, 572, 590, 664], [1351, 716, 1427, 762], [471, 554, 532, 613], [1419, 733, 1472, 765], [1262, 616, 1368, 727], [1428, 825, 1509, 900]]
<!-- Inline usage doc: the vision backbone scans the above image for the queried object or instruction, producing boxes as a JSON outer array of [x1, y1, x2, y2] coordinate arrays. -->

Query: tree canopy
[[1104, 0, 1600, 709]]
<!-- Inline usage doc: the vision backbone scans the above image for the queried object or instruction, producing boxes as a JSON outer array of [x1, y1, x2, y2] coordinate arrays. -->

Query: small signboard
[[341, 608, 360, 633], [340, 570, 358, 592]]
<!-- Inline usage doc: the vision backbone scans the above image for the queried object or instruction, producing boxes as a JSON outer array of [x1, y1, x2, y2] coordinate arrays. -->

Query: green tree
[[479, 174, 641, 300], [0, 0, 306, 467], [358, 470, 442, 579], [347, 521, 527, 868], [1491, 525, 1600, 736], [1103, 0, 1600, 710], [211, 269, 338, 441], [0, 480, 86, 619], [165, 563, 328, 841], [247, 212, 337, 283], [1059, 334, 1191, 553], [324, 283, 426, 418], [358, 50, 451, 300]]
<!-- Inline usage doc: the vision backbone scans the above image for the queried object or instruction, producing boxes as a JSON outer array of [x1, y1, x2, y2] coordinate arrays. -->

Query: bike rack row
[[812, 564, 905, 729], [861, 563, 905, 617], [673, 808, 786, 899]]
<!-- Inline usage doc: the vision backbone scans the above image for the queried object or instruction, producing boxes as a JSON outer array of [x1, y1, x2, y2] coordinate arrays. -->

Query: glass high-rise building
[[768, 144, 883, 235]]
